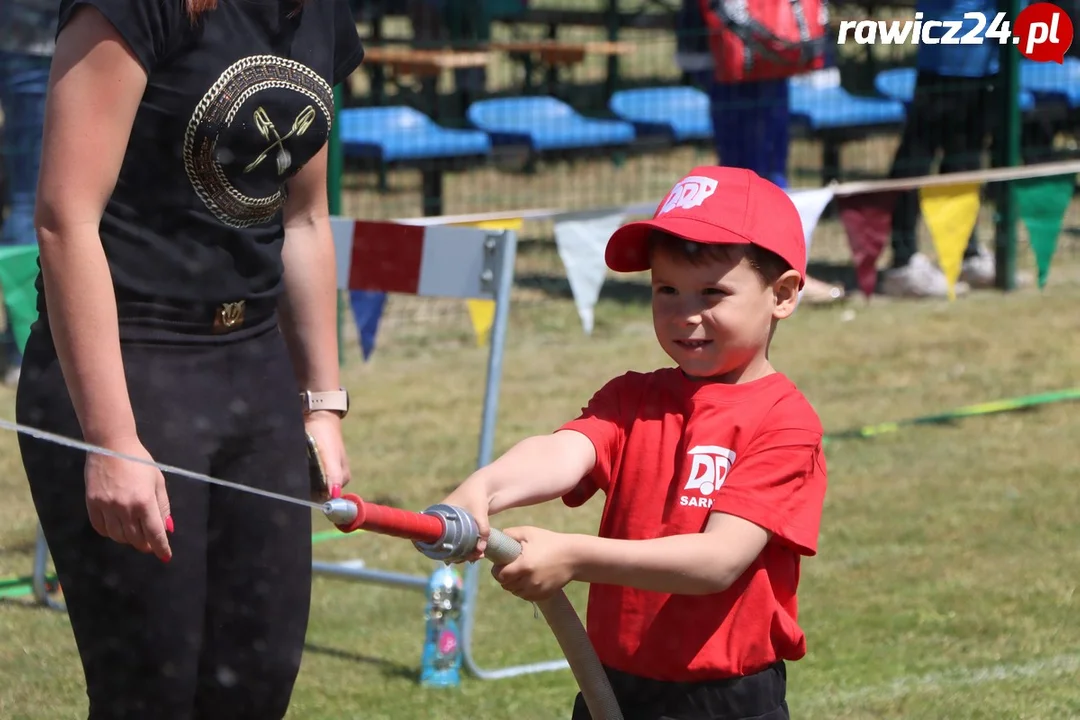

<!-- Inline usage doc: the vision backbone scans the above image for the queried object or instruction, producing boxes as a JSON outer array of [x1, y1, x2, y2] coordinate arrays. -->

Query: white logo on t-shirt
[[680, 445, 736, 508], [659, 176, 718, 215]]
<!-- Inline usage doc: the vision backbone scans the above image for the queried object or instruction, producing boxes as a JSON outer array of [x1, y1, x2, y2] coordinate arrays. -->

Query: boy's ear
[[772, 270, 803, 319]]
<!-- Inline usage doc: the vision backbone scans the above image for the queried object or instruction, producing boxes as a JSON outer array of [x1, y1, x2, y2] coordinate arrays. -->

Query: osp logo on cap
[[659, 175, 719, 215]]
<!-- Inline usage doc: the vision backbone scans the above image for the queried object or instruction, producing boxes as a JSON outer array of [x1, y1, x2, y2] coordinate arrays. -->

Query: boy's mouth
[[674, 339, 713, 350]]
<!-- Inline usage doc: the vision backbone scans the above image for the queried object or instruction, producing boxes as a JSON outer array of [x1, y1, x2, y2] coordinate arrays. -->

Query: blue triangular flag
[[349, 290, 388, 361]]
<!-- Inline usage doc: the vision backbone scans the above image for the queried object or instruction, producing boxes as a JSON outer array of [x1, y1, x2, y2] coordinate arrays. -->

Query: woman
[[15, 0, 364, 717]]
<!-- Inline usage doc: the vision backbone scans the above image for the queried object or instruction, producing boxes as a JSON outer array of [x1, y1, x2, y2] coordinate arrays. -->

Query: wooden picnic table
[[488, 39, 636, 95], [362, 47, 492, 77], [358, 47, 492, 118]]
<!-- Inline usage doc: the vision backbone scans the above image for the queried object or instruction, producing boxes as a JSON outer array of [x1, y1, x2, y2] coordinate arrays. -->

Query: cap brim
[[605, 216, 752, 273]]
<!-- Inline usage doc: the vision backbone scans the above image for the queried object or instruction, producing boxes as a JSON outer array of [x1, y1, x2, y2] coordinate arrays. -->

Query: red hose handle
[[335, 493, 444, 544]]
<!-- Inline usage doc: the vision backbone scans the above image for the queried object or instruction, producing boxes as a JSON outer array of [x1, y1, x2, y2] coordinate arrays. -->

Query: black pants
[[16, 302, 312, 720], [887, 72, 994, 269], [571, 662, 789, 720]]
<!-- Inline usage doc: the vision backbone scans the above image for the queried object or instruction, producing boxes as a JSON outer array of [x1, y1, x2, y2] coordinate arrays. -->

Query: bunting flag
[[332, 217, 390, 362], [553, 211, 627, 334], [788, 187, 835, 256], [836, 191, 900, 299], [465, 299, 496, 348], [349, 290, 388, 361], [0, 244, 42, 353], [1014, 174, 1075, 288], [330, 218, 508, 359], [918, 183, 981, 300], [452, 217, 523, 347], [788, 187, 836, 308]]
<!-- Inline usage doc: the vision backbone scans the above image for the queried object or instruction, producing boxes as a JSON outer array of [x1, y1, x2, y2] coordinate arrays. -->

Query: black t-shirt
[[45, 0, 364, 310]]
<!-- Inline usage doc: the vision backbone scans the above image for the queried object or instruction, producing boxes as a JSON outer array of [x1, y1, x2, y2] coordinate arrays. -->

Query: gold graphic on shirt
[[245, 105, 317, 175], [213, 300, 246, 332], [184, 55, 334, 229]]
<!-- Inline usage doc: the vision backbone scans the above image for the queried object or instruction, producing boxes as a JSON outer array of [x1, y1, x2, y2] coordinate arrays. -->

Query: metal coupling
[[413, 504, 480, 563], [322, 497, 359, 526]]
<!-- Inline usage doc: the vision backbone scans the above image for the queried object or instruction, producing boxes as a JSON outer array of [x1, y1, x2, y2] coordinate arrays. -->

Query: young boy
[[441, 166, 827, 720]]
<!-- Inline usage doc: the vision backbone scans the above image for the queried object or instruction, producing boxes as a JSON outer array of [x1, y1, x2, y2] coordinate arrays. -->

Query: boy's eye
[[703, 287, 727, 296], [654, 285, 677, 295]]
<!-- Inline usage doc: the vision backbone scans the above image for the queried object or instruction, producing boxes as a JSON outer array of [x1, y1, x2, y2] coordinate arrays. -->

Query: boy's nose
[[676, 300, 705, 325]]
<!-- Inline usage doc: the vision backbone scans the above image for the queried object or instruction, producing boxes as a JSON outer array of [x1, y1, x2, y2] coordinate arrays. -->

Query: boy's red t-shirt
[[558, 368, 827, 683]]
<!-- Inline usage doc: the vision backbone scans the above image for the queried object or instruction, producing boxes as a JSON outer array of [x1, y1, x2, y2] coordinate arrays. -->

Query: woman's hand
[[84, 436, 173, 563], [305, 411, 351, 500]]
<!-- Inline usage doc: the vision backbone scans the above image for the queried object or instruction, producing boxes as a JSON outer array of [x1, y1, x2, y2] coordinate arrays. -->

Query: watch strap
[[301, 389, 349, 417]]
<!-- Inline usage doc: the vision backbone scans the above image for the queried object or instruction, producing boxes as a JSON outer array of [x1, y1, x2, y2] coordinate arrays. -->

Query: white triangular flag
[[786, 187, 835, 308], [554, 210, 627, 335], [787, 186, 835, 256]]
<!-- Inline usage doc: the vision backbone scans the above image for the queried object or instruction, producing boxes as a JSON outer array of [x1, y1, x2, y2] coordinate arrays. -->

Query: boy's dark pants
[[571, 662, 788, 720]]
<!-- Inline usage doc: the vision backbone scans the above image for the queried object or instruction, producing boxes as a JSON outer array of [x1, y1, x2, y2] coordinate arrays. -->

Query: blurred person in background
[[0, 0, 56, 386], [880, 0, 1001, 298], [676, 0, 845, 305]]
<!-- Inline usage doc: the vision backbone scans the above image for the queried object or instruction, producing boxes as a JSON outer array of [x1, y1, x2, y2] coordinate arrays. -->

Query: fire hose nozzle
[[413, 504, 480, 563], [322, 497, 359, 526]]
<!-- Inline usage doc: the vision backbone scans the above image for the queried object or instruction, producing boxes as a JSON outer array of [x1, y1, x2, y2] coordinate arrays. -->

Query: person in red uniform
[[440, 166, 827, 720]]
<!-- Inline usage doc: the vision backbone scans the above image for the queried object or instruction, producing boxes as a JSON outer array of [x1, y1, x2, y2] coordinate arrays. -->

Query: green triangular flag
[[0, 245, 41, 354], [1014, 174, 1075, 289]]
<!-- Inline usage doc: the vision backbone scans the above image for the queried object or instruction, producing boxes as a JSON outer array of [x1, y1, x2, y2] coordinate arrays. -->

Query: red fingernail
[[331, 485, 342, 499], [166, 516, 174, 533], [161, 554, 171, 564]]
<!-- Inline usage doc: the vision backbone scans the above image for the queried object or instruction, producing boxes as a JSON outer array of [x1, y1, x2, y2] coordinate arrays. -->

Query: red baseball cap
[[605, 166, 806, 289]]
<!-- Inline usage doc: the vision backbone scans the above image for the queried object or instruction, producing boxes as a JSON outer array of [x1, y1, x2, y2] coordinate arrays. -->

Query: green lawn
[[1, 232, 1078, 718]]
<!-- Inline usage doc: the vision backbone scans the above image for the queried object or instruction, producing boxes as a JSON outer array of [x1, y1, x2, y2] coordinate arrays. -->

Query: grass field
[[2, 3, 1080, 717], [0, 221, 1079, 719]]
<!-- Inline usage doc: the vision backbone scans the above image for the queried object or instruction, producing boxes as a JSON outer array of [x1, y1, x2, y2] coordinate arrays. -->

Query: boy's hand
[[491, 527, 577, 602], [440, 486, 491, 562]]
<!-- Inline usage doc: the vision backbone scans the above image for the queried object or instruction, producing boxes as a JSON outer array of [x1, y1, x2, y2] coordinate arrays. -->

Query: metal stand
[[317, 220, 567, 680], [32, 523, 65, 611]]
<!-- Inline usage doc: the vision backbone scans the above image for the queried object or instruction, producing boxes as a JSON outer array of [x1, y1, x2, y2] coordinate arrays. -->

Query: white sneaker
[[960, 246, 996, 288], [879, 253, 971, 298]]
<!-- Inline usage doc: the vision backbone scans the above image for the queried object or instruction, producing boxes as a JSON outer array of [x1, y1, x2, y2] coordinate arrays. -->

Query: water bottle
[[420, 563, 464, 687]]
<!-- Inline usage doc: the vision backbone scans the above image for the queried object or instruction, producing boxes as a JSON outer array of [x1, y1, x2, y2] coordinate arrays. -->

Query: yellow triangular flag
[[452, 217, 524, 232], [452, 217, 521, 346], [465, 298, 496, 347], [918, 183, 981, 300]]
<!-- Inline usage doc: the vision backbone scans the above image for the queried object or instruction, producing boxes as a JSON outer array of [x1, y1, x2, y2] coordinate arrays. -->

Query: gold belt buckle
[[213, 300, 246, 333]]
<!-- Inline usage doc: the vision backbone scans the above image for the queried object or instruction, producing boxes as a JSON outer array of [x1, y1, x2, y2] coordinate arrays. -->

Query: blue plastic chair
[[608, 86, 713, 142], [1020, 57, 1080, 107], [338, 106, 492, 163], [337, 106, 491, 216], [466, 96, 636, 153], [875, 67, 1036, 111], [789, 74, 906, 132], [873, 68, 916, 104]]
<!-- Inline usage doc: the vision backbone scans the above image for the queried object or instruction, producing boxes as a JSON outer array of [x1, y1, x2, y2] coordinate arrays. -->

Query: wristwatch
[[300, 389, 349, 418]]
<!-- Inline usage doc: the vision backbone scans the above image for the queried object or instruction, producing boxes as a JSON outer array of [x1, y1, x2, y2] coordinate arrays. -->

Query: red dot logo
[[1014, 2, 1074, 63]]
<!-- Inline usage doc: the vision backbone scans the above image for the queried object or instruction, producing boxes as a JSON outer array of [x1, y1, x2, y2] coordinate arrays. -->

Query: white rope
[[0, 416, 323, 511]]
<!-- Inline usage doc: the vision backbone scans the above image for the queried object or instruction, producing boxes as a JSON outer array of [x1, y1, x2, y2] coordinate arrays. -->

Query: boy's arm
[[440, 430, 598, 556], [444, 430, 596, 513], [568, 426, 824, 596], [565, 513, 770, 595], [497, 426, 824, 600]]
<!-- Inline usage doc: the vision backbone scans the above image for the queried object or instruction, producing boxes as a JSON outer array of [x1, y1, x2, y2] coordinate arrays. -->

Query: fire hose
[[323, 494, 624, 720]]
